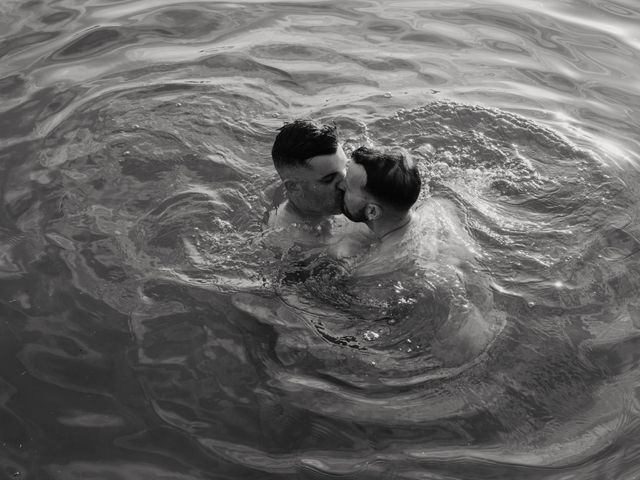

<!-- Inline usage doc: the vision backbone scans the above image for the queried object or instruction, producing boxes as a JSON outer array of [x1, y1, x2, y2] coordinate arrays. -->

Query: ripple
[[1, 1, 639, 478], [401, 32, 470, 50], [55, 27, 125, 59], [148, 7, 224, 32], [0, 31, 61, 60], [0, 74, 26, 98], [364, 19, 408, 35], [40, 10, 77, 26], [47, 462, 205, 480], [251, 43, 342, 61], [593, 0, 640, 18], [58, 411, 126, 428]]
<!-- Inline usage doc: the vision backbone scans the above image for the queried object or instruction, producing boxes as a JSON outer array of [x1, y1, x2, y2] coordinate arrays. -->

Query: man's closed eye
[[320, 173, 338, 184]]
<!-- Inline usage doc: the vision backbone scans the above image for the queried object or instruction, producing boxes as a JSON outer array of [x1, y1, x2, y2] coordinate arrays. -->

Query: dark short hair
[[271, 119, 338, 170], [352, 146, 421, 211]]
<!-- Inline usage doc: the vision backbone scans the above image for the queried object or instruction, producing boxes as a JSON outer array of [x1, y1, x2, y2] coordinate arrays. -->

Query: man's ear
[[365, 203, 382, 221], [283, 179, 300, 194]]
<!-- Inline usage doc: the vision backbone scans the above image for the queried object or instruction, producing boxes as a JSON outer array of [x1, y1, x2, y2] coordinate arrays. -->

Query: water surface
[[2, 0, 640, 479]]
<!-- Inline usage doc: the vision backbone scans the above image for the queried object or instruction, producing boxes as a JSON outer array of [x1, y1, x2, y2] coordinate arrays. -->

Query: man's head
[[340, 146, 421, 223], [272, 120, 347, 217]]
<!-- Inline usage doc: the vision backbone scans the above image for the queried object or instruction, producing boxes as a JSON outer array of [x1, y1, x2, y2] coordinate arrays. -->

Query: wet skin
[[339, 162, 370, 223], [285, 146, 348, 218]]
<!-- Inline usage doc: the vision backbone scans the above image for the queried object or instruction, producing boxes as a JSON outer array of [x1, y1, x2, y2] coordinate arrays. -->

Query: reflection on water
[[2, 0, 640, 479]]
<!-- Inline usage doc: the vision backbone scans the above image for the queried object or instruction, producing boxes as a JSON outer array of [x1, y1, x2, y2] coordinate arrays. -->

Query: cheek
[[304, 183, 326, 196], [312, 184, 335, 197], [343, 192, 357, 208]]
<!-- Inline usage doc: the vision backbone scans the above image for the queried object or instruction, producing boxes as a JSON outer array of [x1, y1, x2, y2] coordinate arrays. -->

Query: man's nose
[[337, 178, 346, 192]]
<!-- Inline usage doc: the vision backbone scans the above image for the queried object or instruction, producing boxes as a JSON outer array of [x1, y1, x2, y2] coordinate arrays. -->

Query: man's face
[[290, 146, 348, 216], [339, 162, 370, 223]]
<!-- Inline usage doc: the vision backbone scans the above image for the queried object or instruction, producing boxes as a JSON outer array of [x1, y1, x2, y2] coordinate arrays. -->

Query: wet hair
[[271, 119, 339, 170], [351, 146, 421, 211]]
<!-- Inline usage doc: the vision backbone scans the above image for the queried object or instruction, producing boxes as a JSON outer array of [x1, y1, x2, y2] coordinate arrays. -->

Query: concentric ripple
[[2, 1, 640, 479]]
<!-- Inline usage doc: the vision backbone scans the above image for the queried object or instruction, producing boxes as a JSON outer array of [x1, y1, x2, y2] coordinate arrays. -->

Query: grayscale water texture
[[1, 0, 640, 479]]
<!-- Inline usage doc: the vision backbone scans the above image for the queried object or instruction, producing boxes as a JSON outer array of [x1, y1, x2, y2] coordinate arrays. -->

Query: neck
[[284, 200, 331, 224], [368, 212, 413, 241]]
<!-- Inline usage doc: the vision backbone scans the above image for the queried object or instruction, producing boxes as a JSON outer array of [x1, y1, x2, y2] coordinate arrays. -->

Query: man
[[269, 119, 348, 234], [339, 146, 421, 248], [338, 145, 500, 366]]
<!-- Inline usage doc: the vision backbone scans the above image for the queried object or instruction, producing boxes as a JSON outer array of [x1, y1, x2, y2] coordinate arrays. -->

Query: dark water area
[[2, 1, 640, 479]]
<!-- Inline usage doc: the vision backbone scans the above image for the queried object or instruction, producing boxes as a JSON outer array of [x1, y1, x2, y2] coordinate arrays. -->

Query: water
[[2, 0, 640, 478]]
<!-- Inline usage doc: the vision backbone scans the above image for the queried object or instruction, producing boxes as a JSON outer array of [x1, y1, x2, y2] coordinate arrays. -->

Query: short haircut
[[352, 146, 421, 211], [271, 119, 338, 170]]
